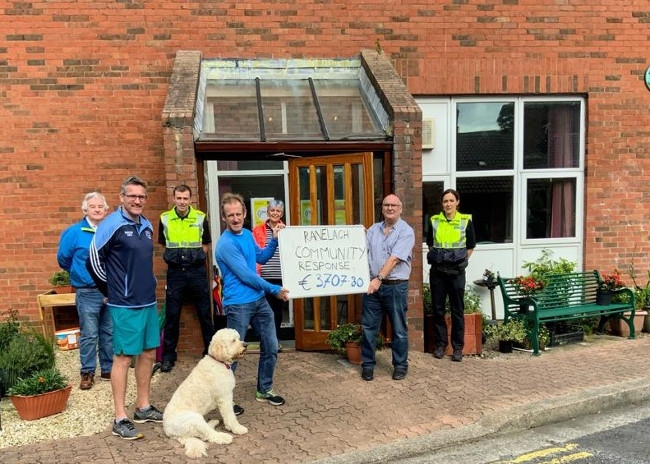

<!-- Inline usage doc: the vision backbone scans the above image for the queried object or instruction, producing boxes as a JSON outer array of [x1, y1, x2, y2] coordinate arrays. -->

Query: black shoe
[[433, 347, 445, 359], [392, 369, 407, 381], [361, 368, 374, 381], [160, 360, 174, 373], [233, 404, 244, 416], [452, 349, 463, 362]]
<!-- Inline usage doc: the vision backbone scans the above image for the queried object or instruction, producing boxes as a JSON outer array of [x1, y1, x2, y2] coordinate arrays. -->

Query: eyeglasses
[[123, 194, 147, 201], [382, 203, 402, 208]]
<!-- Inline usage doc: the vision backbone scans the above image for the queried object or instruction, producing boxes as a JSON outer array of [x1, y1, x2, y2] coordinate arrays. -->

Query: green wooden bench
[[497, 270, 636, 355]]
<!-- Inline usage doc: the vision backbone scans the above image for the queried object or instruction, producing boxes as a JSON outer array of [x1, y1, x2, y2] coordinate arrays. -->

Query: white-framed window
[[420, 96, 585, 294]]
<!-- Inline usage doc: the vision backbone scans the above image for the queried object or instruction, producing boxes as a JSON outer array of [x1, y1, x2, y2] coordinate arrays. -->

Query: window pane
[[217, 160, 283, 171], [456, 102, 514, 171], [456, 177, 513, 244], [526, 178, 576, 238], [523, 102, 580, 169], [423, 181, 445, 242]]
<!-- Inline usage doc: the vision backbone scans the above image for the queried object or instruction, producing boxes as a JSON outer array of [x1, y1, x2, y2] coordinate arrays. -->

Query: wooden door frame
[[288, 153, 374, 350]]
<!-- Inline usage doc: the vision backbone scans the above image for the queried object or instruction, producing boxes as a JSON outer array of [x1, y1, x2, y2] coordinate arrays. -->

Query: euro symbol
[[298, 275, 311, 291]]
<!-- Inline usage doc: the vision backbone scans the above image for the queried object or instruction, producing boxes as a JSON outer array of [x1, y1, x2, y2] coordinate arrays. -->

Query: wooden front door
[[288, 153, 374, 350]]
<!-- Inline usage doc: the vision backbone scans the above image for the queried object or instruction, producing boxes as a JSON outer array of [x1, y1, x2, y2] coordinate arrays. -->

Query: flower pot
[[498, 340, 513, 353], [343, 342, 362, 365], [643, 311, 650, 333], [596, 290, 611, 306], [443, 313, 483, 356], [608, 311, 646, 337], [10, 384, 72, 421]]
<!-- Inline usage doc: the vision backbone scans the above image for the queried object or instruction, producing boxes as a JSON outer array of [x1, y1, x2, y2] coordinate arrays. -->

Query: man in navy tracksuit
[[87, 176, 162, 440]]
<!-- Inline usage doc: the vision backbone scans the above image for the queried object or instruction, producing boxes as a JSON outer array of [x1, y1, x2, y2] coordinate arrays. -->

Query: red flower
[[600, 269, 624, 292], [511, 275, 546, 297]]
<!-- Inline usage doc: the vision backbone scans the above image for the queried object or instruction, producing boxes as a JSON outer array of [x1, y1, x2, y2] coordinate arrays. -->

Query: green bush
[[326, 323, 383, 354], [484, 318, 527, 343], [0, 325, 56, 397], [7, 368, 67, 396], [422, 283, 483, 315]]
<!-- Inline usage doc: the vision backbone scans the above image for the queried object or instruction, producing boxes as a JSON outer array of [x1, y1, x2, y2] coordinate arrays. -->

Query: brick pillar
[[161, 50, 207, 358], [361, 50, 424, 351]]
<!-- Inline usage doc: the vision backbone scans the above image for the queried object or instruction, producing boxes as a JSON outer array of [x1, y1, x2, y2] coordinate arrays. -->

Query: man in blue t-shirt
[[215, 192, 289, 412]]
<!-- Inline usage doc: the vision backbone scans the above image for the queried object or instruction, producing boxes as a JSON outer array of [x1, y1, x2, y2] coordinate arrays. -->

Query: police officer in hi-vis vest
[[158, 185, 214, 373], [426, 188, 476, 363]]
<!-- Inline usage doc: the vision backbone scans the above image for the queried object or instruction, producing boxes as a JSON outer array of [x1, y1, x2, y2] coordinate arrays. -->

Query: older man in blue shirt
[[361, 194, 415, 381]]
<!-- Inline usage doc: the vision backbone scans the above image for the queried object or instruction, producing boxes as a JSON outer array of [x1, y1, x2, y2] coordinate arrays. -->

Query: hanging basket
[[10, 384, 72, 421]]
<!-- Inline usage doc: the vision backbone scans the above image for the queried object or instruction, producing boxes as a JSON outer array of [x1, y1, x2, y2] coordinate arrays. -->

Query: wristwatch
[[377, 275, 384, 283]]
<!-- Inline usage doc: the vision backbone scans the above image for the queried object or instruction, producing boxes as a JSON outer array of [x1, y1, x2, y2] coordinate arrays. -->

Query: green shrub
[[0, 326, 56, 396], [7, 368, 68, 396]]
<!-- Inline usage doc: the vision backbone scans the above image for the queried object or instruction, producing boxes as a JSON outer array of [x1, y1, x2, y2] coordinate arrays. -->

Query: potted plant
[[484, 318, 527, 353], [49, 270, 72, 294], [0, 312, 56, 397], [422, 283, 486, 355], [7, 367, 71, 420], [597, 269, 624, 305], [326, 323, 383, 365]]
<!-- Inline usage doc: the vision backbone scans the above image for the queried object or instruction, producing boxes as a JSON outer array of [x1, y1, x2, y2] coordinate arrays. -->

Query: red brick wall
[[2, 1, 649, 334]]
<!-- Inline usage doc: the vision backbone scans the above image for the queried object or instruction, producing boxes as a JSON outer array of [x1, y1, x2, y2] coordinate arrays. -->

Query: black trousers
[[163, 265, 214, 361], [429, 270, 466, 350], [264, 278, 285, 341]]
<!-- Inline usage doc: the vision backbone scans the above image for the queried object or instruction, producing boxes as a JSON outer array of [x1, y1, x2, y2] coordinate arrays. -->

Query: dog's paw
[[208, 431, 233, 445], [229, 424, 248, 435], [207, 419, 220, 429]]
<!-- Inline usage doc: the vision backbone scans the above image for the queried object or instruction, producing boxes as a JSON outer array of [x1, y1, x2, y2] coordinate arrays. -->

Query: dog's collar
[[208, 353, 231, 369]]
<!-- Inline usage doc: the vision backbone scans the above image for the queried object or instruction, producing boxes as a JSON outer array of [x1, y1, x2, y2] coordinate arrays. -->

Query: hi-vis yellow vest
[[160, 207, 205, 248], [428, 212, 471, 264], [160, 207, 207, 266]]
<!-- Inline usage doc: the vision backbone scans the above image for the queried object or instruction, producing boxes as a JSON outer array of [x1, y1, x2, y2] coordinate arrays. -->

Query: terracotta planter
[[10, 384, 72, 421], [344, 342, 362, 365], [424, 313, 483, 355], [608, 311, 647, 337], [644, 311, 650, 333], [443, 313, 483, 355], [53, 286, 74, 294]]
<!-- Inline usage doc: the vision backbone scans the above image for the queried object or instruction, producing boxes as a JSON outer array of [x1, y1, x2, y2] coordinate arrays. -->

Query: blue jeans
[[226, 296, 278, 394], [75, 288, 113, 375], [361, 282, 409, 371]]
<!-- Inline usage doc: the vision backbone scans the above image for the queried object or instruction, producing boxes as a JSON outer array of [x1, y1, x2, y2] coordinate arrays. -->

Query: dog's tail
[[178, 437, 208, 459]]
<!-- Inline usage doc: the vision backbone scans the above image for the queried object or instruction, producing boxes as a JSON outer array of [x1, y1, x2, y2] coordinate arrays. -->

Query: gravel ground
[[0, 348, 156, 449]]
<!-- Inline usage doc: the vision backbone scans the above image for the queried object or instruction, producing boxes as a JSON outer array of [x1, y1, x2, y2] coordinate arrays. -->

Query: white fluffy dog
[[163, 328, 248, 459]]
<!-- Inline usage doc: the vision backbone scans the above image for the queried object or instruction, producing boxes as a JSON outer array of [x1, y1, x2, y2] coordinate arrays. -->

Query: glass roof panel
[[196, 58, 388, 142], [203, 79, 260, 140], [312, 79, 382, 139], [260, 79, 322, 141]]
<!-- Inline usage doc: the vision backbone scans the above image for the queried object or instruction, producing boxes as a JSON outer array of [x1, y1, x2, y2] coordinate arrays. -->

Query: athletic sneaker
[[255, 389, 285, 406], [112, 418, 143, 440], [133, 405, 163, 423], [233, 404, 244, 416]]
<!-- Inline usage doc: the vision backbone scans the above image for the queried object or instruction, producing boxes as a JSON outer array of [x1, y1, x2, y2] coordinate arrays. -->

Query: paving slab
[[3, 334, 650, 464]]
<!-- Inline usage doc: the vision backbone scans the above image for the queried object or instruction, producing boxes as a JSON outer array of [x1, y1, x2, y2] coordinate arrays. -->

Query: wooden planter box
[[424, 313, 482, 355]]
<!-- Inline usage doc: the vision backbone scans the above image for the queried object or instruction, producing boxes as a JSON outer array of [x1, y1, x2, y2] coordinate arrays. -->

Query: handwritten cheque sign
[[278, 225, 369, 298]]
